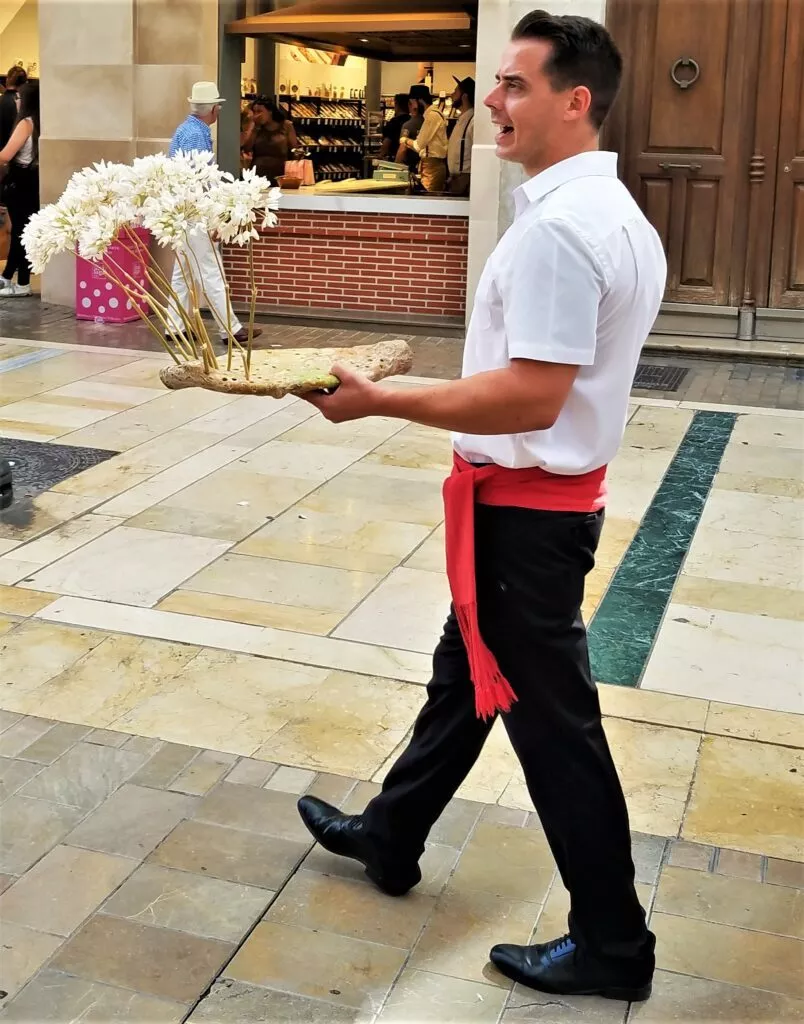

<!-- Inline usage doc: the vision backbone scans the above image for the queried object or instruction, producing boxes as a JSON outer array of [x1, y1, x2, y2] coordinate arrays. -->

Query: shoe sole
[[506, 976, 652, 1003]]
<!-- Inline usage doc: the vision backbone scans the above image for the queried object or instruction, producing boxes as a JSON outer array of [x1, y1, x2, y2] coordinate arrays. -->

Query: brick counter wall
[[223, 210, 469, 320]]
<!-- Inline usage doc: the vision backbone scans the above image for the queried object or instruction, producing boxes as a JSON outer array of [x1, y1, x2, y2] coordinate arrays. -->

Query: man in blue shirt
[[166, 82, 261, 345]]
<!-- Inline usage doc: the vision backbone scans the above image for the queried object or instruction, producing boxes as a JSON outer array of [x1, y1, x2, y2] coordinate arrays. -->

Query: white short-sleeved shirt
[[453, 151, 667, 474]]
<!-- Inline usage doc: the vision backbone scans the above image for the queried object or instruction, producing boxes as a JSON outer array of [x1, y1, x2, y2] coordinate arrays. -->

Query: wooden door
[[768, 0, 804, 308], [607, 0, 758, 306]]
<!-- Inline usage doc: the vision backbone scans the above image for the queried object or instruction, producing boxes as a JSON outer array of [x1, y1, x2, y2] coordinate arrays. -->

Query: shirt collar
[[513, 151, 618, 217]]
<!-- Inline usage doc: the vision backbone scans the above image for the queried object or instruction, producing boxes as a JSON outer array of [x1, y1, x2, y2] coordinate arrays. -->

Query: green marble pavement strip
[[589, 410, 736, 688]]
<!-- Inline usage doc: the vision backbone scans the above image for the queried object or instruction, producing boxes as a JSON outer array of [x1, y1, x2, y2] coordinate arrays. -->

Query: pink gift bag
[[76, 227, 151, 323]]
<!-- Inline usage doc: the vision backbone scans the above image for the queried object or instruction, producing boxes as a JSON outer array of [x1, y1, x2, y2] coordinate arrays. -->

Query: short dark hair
[[394, 92, 409, 111], [6, 66, 27, 88], [511, 10, 622, 130], [252, 96, 287, 123]]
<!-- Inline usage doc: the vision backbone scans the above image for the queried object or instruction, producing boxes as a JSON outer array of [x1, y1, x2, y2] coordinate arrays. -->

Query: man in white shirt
[[297, 10, 666, 1004], [447, 76, 475, 196]]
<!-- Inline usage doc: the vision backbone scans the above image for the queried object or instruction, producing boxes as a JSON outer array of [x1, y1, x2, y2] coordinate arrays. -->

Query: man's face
[[408, 97, 419, 116], [210, 104, 221, 125], [484, 39, 588, 173], [451, 84, 462, 106]]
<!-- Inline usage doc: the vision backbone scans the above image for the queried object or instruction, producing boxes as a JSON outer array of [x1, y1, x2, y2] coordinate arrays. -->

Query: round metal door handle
[[670, 57, 700, 90]]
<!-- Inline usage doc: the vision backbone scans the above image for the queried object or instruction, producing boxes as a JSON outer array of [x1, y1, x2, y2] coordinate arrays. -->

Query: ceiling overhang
[[226, 1, 477, 62]]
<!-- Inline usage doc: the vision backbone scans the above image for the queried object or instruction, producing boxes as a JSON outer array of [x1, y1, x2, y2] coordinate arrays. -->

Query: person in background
[[244, 97, 299, 183], [0, 81, 39, 298], [401, 84, 448, 192], [447, 76, 475, 196], [167, 81, 260, 345], [0, 66, 26, 151], [378, 94, 410, 161], [395, 95, 424, 170]]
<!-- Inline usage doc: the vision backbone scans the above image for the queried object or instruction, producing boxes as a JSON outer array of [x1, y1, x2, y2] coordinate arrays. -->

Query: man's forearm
[[372, 368, 561, 435]]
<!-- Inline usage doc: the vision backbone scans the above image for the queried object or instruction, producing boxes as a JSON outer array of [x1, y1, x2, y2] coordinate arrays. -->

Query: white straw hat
[[188, 81, 226, 104]]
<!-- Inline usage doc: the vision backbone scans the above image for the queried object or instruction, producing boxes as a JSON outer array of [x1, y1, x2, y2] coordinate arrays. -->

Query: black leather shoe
[[490, 934, 653, 1002], [297, 796, 421, 897]]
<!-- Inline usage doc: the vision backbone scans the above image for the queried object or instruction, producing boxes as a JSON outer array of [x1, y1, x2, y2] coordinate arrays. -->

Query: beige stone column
[[465, 0, 606, 324], [39, 0, 217, 305]]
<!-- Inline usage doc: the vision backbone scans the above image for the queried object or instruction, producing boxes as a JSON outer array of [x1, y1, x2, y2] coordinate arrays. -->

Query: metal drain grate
[[633, 364, 690, 392]]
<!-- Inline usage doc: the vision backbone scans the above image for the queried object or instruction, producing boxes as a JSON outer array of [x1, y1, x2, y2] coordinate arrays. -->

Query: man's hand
[[302, 363, 384, 423]]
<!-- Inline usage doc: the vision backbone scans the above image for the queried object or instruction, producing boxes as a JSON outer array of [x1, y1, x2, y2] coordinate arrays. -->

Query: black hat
[[453, 76, 475, 101], [409, 84, 433, 104]]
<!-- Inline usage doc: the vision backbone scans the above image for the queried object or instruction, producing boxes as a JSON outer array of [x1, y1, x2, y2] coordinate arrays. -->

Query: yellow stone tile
[[404, 526, 445, 574], [126, 504, 267, 542], [0, 615, 18, 636], [0, 586, 55, 616], [714, 472, 804, 499], [0, 621, 108, 710], [599, 686, 709, 732], [377, 968, 508, 1024], [0, 493, 100, 544], [624, 407, 693, 451], [448, 821, 555, 903], [161, 469, 317, 520], [157, 590, 343, 635], [266, 870, 436, 949], [237, 440, 361, 480], [631, 969, 804, 1023], [606, 719, 702, 838], [0, 420, 69, 440], [184, 553, 382, 619], [409, 888, 538, 987], [705, 703, 803, 749], [113, 650, 329, 755], [297, 469, 444, 528], [50, 430, 220, 498], [673, 575, 804, 621], [12, 634, 202, 727], [279, 414, 404, 451], [225, 920, 407, 1009], [655, 865, 803, 939], [594, 517, 639, 571], [57, 390, 235, 452], [652, 912, 804, 998], [334, 566, 450, 654], [255, 670, 423, 779], [9, 514, 122, 571], [364, 428, 454, 471], [457, 722, 520, 805], [730, 414, 804, 450], [718, 444, 803, 481], [235, 510, 430, 576], [683, 736, 803, 861]]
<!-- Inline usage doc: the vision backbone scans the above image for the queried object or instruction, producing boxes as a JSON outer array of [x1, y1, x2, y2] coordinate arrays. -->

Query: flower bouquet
[[23, 153, 413, 396]]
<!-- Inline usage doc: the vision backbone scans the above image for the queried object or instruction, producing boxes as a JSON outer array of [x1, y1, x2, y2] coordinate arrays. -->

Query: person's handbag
[[0, 204, 9, 262], [284, 158, 315, 186]]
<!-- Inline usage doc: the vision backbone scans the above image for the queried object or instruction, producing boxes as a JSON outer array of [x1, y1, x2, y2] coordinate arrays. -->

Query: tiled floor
[[0, 332, 802, 1022], [0, 716, 802, 1023]]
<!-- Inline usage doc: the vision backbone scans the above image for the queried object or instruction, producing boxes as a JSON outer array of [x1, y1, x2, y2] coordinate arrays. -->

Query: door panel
[[609, 0, 758, 306], [769, 0, 804, 307]]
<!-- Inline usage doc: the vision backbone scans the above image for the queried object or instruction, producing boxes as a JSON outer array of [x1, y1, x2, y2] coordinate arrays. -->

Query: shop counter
[[223, 185, 470, 323]]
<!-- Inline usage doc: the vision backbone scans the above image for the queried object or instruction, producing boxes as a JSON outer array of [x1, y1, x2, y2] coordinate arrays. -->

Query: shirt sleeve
[[502, 218, 605, 366], [411, 109, 438, 154]]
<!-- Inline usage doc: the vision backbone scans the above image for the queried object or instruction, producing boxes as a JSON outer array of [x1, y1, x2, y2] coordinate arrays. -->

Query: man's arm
[[406, 109, 437, 154], [304, 359, 578, 434]]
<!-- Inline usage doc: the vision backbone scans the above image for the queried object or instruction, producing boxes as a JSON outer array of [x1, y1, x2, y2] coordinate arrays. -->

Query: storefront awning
[[226, 0, 477, 61]]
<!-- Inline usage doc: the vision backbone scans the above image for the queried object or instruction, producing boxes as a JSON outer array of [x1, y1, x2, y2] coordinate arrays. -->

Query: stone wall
[[39, 0, 218, 304]]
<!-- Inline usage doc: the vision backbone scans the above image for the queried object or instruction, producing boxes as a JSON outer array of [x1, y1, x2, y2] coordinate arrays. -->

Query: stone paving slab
[[0, 715, 803, 1022]]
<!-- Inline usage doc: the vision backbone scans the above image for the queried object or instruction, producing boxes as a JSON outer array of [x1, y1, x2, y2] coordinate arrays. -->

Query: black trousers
[[2, 165, 39, 287], [363, 504, 653, 965]]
